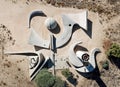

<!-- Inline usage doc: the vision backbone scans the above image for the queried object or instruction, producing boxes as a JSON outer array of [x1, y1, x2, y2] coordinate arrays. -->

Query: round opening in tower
[[82, 53, 89, 61], [44, 17, 57, 30]]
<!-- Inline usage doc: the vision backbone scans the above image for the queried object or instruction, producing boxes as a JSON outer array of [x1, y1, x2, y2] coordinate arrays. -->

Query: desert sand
[[0, 0, 120, 87]]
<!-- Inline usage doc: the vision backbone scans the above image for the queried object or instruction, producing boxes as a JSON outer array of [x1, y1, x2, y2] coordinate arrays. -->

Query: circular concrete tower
[[45, 17, 57, 30]]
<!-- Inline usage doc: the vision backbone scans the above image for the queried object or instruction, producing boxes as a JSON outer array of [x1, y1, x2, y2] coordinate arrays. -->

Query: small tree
[[35, 69, 65, 87], [62, 69, 78, 86], [107, 43, 120, 58], [61, 69, 72, 79], [53, 77, 65, 87], [102, 60, 109, 70], [34, 69, 55, 87]]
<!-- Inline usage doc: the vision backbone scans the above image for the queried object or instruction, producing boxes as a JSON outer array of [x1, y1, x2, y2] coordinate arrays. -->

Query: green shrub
[[34, 69, 55, 87], [45, 0, 51, 4], [53, 77, 65, 87], [62, 69, 72, 79], [107, 43, 120, 58], [102, 60, 109, 70], [35, 69, 65, 87]]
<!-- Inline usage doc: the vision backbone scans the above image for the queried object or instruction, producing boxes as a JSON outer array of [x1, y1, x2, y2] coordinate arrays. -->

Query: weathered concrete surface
[[76, 48, 100, 73], [0, 0, 106, 86], [69, 42, 83, 67], [28, 10, 87, 49], [5, 51, 48, 80]]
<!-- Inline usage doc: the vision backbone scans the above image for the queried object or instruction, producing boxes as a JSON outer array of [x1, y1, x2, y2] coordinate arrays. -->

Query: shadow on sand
[[109, 56, 120, 69], [28, 11, 47, 28], [82, 19, 92, 38], [73, 19, 92, 38], [67, 76, 78, 87], [78, 66, 107, 87], [59, 18, 93, 48], [49, 23, 61, 34], [77, 52, 107, 87], [43, 58, 54, 68]]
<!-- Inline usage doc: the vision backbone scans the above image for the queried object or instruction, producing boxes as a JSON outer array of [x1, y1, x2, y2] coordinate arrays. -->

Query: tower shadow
[[48, 24, 61, 34], [77, 52, 107, 87], [77, 66, 106, 87]]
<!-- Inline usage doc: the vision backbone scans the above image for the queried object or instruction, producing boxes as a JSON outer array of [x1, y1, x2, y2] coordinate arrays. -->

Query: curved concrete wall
[[28, 28, 50, 48], [28, 11, 87, 49], [69, 42, 83, 67], [56, 15, 76, 48], [5, 51, 48, 81], [29, 53, 49, 80], [28, 10, 46, 28], [69, 42, 100, 73]]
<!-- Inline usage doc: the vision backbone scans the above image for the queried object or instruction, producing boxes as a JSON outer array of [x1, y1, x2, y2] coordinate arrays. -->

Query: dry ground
[[0, 0, 120, 87]]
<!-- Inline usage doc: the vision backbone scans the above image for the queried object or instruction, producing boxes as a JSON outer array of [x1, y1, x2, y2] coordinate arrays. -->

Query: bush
[[35, 69, 65, 87], [53, 77, 65, 87], [62, 69, 72, 79], [45, 0, 51, 4], [102, 60, 109, 70], [107, 43, 120, 58], [35, 69, 55, 87]]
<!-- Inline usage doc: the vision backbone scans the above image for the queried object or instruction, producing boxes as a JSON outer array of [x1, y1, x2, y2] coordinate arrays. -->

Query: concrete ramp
[[67, 11, 87, 30], [29, 53, 49, 80], [28, 10, 88, 49], [5, 51, 48, 80], [69, 42, 83, 67], [69, 42, 100, 73], [28, 28, 50, 48]]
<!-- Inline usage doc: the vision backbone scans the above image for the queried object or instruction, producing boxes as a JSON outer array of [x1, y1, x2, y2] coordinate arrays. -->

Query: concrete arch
[[69, 42, 83, 67], [56, 15, 77, 48], [28, 10, 87, 49], [28, 10, 50, 48], [5, 51, 48, 81], [29, 53, 49, 80], [69, 42, 100, 73], [28, 11, 78, 49], [28, 10, 46, 28]]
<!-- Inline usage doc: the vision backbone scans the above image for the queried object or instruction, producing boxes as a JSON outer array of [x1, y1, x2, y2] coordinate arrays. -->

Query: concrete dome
[[44, 17, 57, 30]]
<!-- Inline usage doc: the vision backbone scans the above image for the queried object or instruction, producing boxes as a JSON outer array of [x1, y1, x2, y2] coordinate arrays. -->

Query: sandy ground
[[0, 0, 111, 87]]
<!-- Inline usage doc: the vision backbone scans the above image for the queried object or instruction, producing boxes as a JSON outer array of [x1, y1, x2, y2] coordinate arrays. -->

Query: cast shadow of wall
[[48, 23, 61, 34], [72, 19, 92, 38], [51, 18, 93, 49], [29, 11, 49, 51], [67, 76, 78, 87], [74, 45, 88, 52], [33, 36, 57, 53], [82, 19, 92, 38], [29, 11, 47, 28], [77, 52, 107, 87], [43, 58, 54, 68], [109, 56, 120, 69], [43, 58, 78, 87], [77, 67, 106, 87], [33, 19, 92, 50], [34, 46, 49, 51]]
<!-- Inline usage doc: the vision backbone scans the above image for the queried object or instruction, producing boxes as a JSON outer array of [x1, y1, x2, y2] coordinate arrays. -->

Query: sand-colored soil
[[0, 0, 120, 87]]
